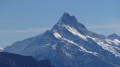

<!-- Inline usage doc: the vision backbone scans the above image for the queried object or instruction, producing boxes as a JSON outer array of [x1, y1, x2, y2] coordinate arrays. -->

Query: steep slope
[[0, 52, 54, 67], [4, 13, 120, 67]]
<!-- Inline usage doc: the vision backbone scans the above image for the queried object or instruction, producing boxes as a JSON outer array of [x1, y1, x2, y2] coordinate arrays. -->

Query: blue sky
[[0, 0, 120, 47]]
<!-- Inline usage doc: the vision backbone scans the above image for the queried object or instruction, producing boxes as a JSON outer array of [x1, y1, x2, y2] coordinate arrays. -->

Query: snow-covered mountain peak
[[4, 13, 120, 67], [52, 13, 88, 39], [56, 13, 87, 30], [108, 33, 120, 40]]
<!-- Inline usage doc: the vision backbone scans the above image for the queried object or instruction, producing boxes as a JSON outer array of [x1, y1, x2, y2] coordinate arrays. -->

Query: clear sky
[[0, 0, 120, 47]]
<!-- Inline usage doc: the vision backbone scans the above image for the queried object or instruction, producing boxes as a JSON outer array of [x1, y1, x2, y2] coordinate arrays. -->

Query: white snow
[[105, 39, 113, 44], [105, 39, 120, 45], [53, 32, 97, 56], [87, 36, 96, 41], [97, 42, 120, 57], [88, 36, 120, 57], [113, 39, 120, 45], [63, 25, 87, 41], [0, 47, 4, 51], [58, 34, 120, 57], [52, 45, 56, 50], [78, 46, 98, 56], [41, 43, 50, 47], [62, 38, 78, 46], [62, 38, 98, 56], [54, 32, 62, 39]]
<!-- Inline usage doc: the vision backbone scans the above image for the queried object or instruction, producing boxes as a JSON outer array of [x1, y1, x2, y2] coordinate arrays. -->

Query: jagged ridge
[[4, 13, 120, 67]]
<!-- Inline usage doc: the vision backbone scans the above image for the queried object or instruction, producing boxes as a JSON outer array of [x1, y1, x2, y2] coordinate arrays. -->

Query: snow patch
[[113, 39, 120, 45], [53, 32, 91, 55], [105, 39, 113, 44], [62, 38, 98, 56], [0, 47, 4, 51], [88, 36, 120, 57], [41, 43, 50, 47], [52, 45, 56, 50], [63, 25, 87, 41], [105, 39, 120, 45], [54, 33, 62, 39], [97, 42, 120, 57], [79, 46, 98, 56]]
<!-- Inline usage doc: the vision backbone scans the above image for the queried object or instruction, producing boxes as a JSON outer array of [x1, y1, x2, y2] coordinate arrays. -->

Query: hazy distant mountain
[[0, 52, 54, 67], [4, 13, 120, 67]]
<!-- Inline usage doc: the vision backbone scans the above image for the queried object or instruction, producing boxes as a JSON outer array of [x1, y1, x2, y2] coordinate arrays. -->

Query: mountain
[[0, 52, 54, 67], [4, 13, 120, 67], [108, 33, 120, 40]]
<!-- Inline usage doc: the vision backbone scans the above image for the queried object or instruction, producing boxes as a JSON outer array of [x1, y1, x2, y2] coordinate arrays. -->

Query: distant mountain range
[[4, 13, 120, 67], [0, 52, 54, 67]]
